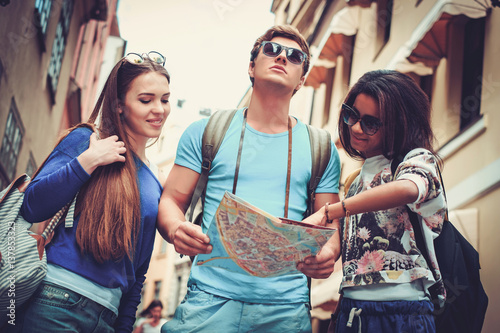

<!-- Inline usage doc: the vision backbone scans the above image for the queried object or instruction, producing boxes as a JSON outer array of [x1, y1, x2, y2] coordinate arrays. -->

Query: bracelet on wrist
[[341, 200, 351, 218], [324, 202, 333, 224]]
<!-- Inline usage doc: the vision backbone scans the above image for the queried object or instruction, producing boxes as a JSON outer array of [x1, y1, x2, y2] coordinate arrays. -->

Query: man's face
[[249, 36, 306, 94]]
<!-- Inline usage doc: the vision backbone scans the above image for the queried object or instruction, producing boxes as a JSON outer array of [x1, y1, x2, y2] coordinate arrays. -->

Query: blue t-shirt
[[21, 127, 162, 332], [176, 108, 341, 303]]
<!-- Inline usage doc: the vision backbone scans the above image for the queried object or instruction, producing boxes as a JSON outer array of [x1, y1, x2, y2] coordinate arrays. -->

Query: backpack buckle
[[202, 159, 212, 171]]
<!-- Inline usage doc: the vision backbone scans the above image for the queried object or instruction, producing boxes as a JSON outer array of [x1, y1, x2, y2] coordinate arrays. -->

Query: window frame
[[47, 0, 74, 102], [34, 0, 53, 51], [0, 98, 25, 183], [459, 17, 485, 131]]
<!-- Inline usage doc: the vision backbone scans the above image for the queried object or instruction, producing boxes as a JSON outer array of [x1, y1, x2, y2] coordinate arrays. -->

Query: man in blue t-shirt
[[158, 25, 341, 332]]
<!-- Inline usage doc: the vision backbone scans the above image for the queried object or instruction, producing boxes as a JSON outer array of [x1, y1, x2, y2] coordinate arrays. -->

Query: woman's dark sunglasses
[[258, 41, 307, 65], [342, 103, 383, 136], [123, 51, 166, 66]]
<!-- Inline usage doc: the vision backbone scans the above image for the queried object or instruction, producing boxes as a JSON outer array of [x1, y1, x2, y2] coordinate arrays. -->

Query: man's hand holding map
[[196, 192, 337, 277]]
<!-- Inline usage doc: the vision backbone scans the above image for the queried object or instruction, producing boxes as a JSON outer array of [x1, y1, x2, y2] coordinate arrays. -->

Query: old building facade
[[0, 0, 122, 187], [263, 0, 499, 332]]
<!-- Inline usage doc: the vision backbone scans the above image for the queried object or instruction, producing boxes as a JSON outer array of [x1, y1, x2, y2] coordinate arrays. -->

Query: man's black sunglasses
[[342, 103, 383, 136], [258, 41, 307, 65]]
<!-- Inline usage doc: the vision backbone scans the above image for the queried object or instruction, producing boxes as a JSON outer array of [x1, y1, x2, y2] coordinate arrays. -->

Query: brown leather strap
[[232, 110, 248, 194], [0, 174, 29, 203], [284, 116, 292, 218], [232, 111, 293, 218]]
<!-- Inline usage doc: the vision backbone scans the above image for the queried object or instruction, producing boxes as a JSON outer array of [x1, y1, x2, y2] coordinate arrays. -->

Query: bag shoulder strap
[[343, 168, 361, 198], [305, 124, 331, 217], [0, 174, 29, 203], [0, 173, 76, 260], [186, 109, 238, 221], [303, 125, 331, 307]]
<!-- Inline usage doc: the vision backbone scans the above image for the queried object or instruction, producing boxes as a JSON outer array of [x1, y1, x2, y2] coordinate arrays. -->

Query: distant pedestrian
[[133, 300, 167, 333]]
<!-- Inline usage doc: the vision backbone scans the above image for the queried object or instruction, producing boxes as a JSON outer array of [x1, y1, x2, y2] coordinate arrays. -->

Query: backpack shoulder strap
[[186, 109, 238, 222], [343, 168, 361, 198], [0, 174, 29, 203], [305, 124, 331, 217], [304, 125, 331, 306]]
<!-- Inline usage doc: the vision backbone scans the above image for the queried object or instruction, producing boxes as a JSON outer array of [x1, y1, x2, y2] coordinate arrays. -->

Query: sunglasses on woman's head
[[124, 51, 166, 66], [342, 103, 383, 136], [258, 41, 307, 65]]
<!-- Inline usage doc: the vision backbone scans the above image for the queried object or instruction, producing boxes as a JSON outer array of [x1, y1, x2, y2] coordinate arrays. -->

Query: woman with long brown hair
[[19, 52, 170, 333]]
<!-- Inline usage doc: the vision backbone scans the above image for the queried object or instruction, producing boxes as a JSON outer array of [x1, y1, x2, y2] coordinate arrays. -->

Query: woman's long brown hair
[[64, 58, 170, 263]]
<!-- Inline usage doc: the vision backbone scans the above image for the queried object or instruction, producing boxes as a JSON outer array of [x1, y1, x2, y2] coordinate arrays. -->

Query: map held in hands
[[196, 192, 337, 277]]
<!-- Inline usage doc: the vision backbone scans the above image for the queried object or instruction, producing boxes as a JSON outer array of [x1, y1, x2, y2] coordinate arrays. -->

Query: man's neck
[[246, 86, 294, 133]]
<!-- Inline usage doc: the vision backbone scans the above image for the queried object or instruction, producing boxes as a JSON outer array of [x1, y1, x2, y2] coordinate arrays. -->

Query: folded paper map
[[196, 191, 336, 277]]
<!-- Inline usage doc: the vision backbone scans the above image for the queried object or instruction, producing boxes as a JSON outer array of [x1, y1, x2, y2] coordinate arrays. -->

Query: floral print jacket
[[341, 148, 446, 304]]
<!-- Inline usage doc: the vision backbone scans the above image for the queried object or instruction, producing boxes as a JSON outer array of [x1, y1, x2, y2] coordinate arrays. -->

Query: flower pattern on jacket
[[340, 148, 447, 303]]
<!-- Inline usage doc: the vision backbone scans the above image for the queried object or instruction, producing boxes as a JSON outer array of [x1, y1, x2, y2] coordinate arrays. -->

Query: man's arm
[[297, 192, 340, 279], [157, 164, 212, 257]]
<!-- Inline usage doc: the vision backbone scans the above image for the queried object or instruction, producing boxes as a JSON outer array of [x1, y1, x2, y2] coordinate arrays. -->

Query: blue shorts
[[335, 298, 435, 333], [162, 285, 312, 333]]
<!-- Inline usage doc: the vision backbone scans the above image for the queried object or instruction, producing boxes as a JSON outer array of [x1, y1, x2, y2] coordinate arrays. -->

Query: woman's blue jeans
[[19, 282, 117, 333]]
